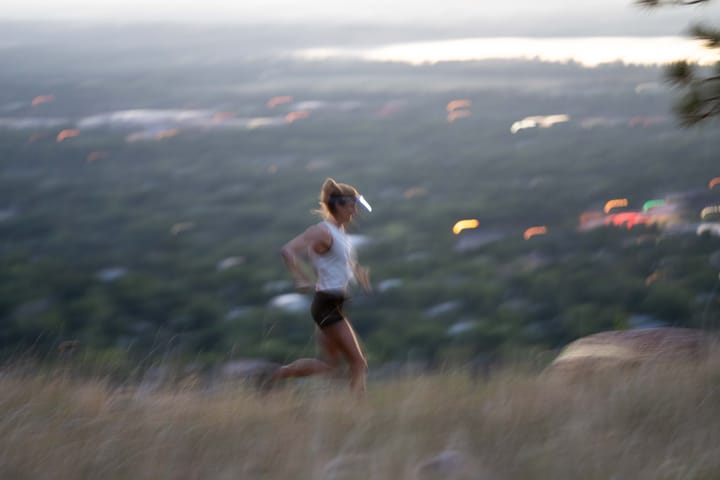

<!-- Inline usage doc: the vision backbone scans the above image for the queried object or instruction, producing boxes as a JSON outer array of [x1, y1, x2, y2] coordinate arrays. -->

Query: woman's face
[[334, 196, 357, 223]]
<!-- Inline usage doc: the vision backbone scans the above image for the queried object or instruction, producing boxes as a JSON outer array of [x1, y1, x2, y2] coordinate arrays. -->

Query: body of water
[[298, 36, 719, 67]]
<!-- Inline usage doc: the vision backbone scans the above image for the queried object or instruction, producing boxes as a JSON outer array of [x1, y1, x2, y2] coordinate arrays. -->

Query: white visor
[[357, 195, 372, 213]]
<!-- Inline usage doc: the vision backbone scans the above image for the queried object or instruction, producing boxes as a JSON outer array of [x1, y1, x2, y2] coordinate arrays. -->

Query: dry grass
[[2, 353, 720, 480]]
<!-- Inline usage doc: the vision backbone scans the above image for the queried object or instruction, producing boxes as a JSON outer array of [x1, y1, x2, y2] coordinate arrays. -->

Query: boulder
[[546, 327, 712, 378]]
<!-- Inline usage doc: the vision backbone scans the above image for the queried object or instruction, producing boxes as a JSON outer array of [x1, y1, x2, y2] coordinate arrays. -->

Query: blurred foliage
[[1, 26, 720, 374], [637, 0, 720, 125]]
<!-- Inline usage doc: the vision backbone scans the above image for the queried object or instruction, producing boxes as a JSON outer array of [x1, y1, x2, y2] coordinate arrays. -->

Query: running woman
[[272, 178, 372, 396]]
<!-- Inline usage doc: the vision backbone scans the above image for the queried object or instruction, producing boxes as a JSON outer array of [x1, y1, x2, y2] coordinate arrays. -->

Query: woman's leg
[[272, 328, 340, 381], [317, 326, 342, 367], [321, 319, 367, 396], [272, 358, 332, 379]]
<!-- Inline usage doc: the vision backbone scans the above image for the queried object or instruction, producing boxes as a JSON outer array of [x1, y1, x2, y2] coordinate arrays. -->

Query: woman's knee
[[350, 355, 368, 373]]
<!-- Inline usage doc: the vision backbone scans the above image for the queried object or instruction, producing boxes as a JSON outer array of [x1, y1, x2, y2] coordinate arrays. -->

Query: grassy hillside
[[2, 350, 719, 479]]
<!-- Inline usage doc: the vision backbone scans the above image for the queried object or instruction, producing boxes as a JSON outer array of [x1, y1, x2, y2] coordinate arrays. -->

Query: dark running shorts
[[311, 290, 347, 329]]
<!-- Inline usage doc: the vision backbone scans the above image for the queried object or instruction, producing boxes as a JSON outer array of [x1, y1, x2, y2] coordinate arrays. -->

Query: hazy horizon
[[1, 0, 717, 36], [1, 20, 717, 68], [2, 0, 719, 69]]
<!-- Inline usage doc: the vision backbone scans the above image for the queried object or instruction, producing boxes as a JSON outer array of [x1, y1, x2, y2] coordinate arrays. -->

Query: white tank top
[[311, 221, 356, 293]]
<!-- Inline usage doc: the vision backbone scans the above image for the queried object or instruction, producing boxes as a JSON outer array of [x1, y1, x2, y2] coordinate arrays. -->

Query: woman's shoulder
[[304, 221, 333, 253], [304, 221, 333, 240]]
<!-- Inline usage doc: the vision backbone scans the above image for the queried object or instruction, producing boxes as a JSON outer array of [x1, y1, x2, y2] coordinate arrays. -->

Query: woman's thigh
[[322, 320, 366, 366], [317, 327, 341, 366]]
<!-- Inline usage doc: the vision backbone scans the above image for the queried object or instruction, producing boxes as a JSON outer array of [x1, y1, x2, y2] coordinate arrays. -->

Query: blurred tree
[[637, 0, 720, 125], [640, 283, 693, 322]]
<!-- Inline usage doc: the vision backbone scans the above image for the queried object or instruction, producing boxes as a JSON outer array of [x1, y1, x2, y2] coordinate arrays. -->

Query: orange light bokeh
[[523, 226, 548, 240], [267, 96, 293, 109], [31, 95, 55, 106], [603, 198, 628, 214], [446, 99, 471, 112], [452, 219, 479, 235], [285, 111, 310, 123], [56, 129, 80, 142]]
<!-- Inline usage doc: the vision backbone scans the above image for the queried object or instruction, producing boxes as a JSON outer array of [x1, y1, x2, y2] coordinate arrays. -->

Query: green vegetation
[[1, 23, 720, 372]]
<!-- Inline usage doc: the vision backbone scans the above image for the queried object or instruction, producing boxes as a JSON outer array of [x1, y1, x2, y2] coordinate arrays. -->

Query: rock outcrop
[[545, 327, 713, 379]]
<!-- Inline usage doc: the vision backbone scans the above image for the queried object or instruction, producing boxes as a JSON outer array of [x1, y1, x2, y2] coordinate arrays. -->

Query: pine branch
[[678, 95, 720, 124], [696, 94, 720, 102], [665, 61, 695, 86], [689, 25, 720, 47], [685, 104, 720, 124], [635, 0, 719, 125], [636, 0, 712, 6]]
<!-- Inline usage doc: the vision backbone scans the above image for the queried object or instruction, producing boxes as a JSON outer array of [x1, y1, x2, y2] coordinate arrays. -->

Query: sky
[[2, 0, 719, 66], [2, 0, 716, 29]]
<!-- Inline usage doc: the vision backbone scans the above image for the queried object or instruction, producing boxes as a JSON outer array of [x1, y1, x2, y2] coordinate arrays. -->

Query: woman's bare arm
[[352, 263, 372, 293], [280, 224, 331, 291]]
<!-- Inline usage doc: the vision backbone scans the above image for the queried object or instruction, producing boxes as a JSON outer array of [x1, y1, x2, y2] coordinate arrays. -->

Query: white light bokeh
[[299, 37, 720, 67]]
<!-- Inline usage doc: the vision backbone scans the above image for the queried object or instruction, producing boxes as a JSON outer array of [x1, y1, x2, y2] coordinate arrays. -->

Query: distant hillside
[[1, 23, 719, 368]]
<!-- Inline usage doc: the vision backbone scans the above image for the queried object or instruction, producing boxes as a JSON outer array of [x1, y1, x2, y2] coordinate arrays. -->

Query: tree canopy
[[637, 0, 720, 125]]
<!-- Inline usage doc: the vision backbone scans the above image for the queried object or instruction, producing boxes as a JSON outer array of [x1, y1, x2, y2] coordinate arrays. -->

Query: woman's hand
[[295, 279, 313, 294], [354, 265, 372, 293]]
